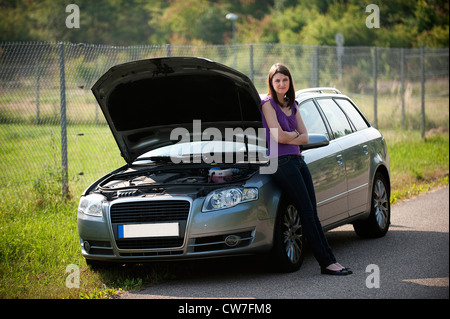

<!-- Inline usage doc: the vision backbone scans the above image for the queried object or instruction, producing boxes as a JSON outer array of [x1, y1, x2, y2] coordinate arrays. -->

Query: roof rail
[[295, 87, 342, 96]]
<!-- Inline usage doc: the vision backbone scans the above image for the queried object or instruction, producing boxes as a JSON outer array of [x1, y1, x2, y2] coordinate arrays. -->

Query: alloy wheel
[[282, 204, 303, 265], [373, 179, 389, 230]]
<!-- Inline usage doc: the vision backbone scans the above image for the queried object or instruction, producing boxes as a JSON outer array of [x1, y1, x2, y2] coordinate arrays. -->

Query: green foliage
[[385, 130, 449, 204], [271, 4, 316, 44], [194, 5, 229, 44], [0, 0, 448, 47]]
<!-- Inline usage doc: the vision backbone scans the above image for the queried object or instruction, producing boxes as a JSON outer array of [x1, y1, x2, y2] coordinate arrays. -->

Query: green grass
[[383, 129, 449, 203], [0, 124, 448, 299]]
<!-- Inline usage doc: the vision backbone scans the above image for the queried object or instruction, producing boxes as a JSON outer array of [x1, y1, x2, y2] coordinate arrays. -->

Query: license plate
[[118, 223, 179, 239]]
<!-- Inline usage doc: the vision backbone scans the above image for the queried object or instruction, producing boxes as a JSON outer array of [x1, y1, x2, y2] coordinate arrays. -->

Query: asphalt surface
[[119, 186, 449, 300]]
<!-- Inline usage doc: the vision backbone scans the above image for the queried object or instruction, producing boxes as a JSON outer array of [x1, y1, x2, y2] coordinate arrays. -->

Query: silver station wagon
[[78, 57, 390, 272]]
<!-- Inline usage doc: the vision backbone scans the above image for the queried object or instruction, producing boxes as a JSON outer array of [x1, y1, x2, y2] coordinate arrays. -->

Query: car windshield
[[134, 141, 268, 164]]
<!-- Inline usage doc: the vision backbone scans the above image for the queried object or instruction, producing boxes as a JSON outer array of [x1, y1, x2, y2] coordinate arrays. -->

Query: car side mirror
[[301, 134, 329, 151]]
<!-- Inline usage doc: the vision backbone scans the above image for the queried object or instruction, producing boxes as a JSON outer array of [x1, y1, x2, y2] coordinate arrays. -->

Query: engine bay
[[94, 164, 258, 200]]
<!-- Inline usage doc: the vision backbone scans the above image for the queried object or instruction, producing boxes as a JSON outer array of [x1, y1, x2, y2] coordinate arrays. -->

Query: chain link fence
[[0, 42, 448, 196]]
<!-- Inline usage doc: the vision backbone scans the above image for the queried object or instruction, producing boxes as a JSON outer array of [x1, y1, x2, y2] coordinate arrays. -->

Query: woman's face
[[271, 72, 290, 98]]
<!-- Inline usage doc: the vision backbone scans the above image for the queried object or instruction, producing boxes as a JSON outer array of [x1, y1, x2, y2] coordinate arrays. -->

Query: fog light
[[83, 241, 91, 253], [225, 235, 240, 247]]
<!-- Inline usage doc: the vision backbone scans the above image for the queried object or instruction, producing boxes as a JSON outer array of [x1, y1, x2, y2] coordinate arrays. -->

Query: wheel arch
[[371, 164, 391, 197]]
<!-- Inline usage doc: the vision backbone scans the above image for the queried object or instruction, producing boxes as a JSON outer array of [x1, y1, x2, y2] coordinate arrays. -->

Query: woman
[[260, 63, 351, 275]]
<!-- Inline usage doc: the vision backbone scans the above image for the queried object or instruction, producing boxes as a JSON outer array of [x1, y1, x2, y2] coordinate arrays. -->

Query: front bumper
[[77, 195, 273, 263]]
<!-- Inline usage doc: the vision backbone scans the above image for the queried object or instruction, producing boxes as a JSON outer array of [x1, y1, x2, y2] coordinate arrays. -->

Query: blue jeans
[[272, 155, 336, 268]]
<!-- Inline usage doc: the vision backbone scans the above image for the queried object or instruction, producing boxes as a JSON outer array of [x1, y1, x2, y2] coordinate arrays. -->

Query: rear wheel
[[354, 173, 390, 238], [270, 199, 305, 272]]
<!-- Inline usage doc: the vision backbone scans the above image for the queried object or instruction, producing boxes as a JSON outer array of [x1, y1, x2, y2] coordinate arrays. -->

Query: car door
[[316, 98, 371, 217], [299, 99, 348, 225], [334, 98, 371, 216]]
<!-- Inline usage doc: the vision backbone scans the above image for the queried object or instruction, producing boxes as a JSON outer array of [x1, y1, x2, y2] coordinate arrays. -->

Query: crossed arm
[[261, 101, 308, 146]]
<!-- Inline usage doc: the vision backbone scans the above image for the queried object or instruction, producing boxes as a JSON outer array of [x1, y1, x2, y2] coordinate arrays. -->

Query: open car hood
[[92, 57, 262, 164]]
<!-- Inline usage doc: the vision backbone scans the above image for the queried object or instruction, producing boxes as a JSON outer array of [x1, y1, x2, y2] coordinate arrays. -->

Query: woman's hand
[[285, 129, 308, 146]]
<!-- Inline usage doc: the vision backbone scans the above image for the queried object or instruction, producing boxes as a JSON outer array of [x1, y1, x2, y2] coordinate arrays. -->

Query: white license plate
[[118, 223, 179, 239]]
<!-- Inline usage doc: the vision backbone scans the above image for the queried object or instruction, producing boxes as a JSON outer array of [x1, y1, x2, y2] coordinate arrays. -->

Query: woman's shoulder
[[260, 95, 275, 108], [261, 98, 276, 114], [261, 99, 273, 112]]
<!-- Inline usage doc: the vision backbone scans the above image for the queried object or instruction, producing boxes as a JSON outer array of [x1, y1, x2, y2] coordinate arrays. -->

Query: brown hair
[[267, 63, 296, 108]]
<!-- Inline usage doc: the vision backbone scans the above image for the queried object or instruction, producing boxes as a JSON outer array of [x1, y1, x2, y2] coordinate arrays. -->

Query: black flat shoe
[[344, 267, 353, 274], [321, 267, 350, 276]]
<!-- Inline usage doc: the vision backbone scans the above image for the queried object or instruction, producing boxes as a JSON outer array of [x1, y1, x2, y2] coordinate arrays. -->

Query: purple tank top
[[260, 96, 301, 158]]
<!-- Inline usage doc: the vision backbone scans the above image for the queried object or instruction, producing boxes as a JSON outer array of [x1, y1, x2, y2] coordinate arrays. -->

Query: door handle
[[363, 145, 369, 155], [336, 154, 343, 165]]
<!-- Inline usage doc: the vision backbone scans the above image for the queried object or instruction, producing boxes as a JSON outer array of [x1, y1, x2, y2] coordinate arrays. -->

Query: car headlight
[[78, 194, 106, 217], [202, 187, 258, 212]]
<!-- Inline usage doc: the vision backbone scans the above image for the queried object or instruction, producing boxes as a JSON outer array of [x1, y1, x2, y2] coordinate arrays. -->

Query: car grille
[[110, 200, 190, 250], [110, 200, 190, 223]]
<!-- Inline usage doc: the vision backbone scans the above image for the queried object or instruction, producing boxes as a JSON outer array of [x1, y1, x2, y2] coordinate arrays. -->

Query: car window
[[298, 100, 329, 139], [316, 98, 353, 139], [334, 98, 369, 131]]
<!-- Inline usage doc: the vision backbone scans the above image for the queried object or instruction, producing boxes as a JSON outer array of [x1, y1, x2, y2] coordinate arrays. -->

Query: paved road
[[120, 186, 449, 299]]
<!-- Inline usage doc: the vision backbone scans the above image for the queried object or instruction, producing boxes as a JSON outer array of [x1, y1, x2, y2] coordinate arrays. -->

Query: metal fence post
[[400, 48, 405, 128], [94, 55, 99, 125], [373, 46, 378, 128], [35, 62, 40, 125], [311, 45, 319, 87], [420, 45, 425, 138], [316, 46, 320, 86], [59, 42, 69, 196], [249, 44, 254, 83]]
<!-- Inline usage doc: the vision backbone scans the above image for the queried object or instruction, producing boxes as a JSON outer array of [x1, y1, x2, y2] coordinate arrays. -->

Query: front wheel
[[354, 172, 391, 238], [269, 199, 305, 272]]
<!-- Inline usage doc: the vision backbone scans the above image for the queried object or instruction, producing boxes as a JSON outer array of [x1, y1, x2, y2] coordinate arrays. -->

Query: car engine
[[93, 165, 257, 201]]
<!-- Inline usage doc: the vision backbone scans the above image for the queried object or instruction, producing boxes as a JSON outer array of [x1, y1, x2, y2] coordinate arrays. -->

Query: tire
[[270, 198, 305, 272], [354, 172, 391, 238]]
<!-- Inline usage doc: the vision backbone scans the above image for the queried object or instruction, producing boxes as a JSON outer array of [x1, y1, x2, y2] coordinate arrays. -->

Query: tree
[[0, 0, 448, 47], [272, 4, 317, 44], [194, 5, 229, 44], [0, 0, 34, 42]]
